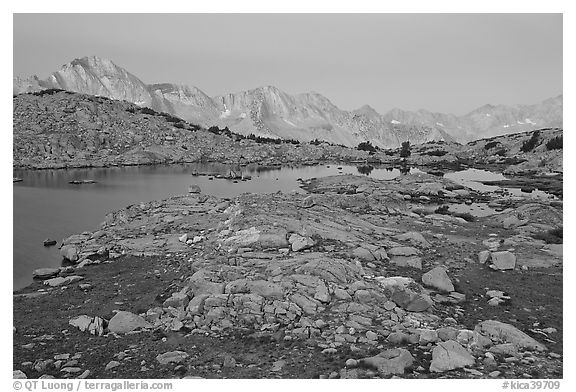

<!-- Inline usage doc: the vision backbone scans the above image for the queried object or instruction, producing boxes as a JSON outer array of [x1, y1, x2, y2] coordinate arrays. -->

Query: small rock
[[108, 311, 151, 334], [32, 268, 60, 280], [359, 348, 414, 376], [478, 250, 491, 264], [302, 195, 315, 208], [222, 355, 236, 368], [421, 266, 454, 292], [490, 251, 516, 270], [188, 185, 201, 194], [60, 245, 79, 262], [69, 315, 93, 332], [429, 340, 475, 372], [13, 370, 27, 378], [105, 361, 121, 371], [43, 238, 57, 247], [60, 367, 82, 373], [156, 351, 189, 365], [346, 358, 358, 368], [366, 331, 378, 341], [289, 233, 315, 252], [271, 360, 286, 372]]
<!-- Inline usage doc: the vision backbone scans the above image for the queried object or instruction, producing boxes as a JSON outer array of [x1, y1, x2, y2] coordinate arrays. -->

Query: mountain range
[[13, 56, 562, 148]]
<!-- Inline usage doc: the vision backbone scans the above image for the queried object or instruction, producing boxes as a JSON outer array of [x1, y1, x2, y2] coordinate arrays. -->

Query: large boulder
[[491, 251, 516, 270], [156, 351, 189, 365], [32, 267, 60, 280], [429, 340, 475, 372], [60, 245, 79, 262], [475, 320, 546, 351], [388, 246, 420, 257], [44, 275, 84, 287], [108, 311, 151, 334], [390, 288, 433, 312], [187, 273, 225, 296], [394, 231, 431, 248], [224, 226, 289, 250], [359, 348, 414, 376], [289, 233, 315, 252], [247, 280, 284, 299], [422, 266, 454, 292]]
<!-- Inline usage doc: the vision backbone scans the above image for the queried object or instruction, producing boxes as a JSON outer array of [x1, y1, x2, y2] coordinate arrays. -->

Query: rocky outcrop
[[19, 172, 559, 379], [13, 90, 373, 170]]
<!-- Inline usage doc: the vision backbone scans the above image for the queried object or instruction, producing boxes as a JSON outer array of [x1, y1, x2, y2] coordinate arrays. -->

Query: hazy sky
[[13, 13, 562, 115]]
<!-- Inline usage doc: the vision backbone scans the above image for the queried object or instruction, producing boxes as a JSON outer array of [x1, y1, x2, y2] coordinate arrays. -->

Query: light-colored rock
[[394, 232, 431, 248], [390, 256, 422, 269], [388, 246, 420, 257], [108, 311, 151, 334], [422, 266, 454, 293], [429, 340, 475, 372], [390, 288, 433, 312], [478, 250, 491, 264], [503, 216, 528, 229], [105, 361, 120, 371], [419, 329, 439, 344], [44, 275, 84, 287], [13, 370, 27, 378], [186, 294, 210, 315], [289, 233, 315, 252], [156, 351, 189, 365], [491, 251, 516, 270], [69, 315, 93, 332], [248, 280, 284, 298], [188, 185, 201, 194], [163, 293, 190, 308], [302, 195, 315, 208], [475, 320, 547, 351], [352, 247, 374, 262], [32, 267, 60, 279], [359, 348, 414, 376], [60, 245, 79, 262], [187, 275, 225, 296]]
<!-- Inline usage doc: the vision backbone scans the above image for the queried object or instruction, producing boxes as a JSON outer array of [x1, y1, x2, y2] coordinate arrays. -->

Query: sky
[[13, 13, 562, 115]]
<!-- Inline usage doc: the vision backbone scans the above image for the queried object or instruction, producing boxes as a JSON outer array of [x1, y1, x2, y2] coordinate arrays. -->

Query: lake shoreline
[[13, 172, 563, 379]]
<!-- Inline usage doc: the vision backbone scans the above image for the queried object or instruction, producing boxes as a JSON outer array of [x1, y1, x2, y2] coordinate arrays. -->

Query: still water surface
[[13, 164, 553, 290], [13, 163, 418, 289]]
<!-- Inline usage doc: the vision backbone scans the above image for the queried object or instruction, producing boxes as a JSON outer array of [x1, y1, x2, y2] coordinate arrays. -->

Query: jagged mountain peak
[[13, 56, 562, 147], [354, 104, 380, 116], [69, 55, 116, 68], [149, 83, 209, 97]]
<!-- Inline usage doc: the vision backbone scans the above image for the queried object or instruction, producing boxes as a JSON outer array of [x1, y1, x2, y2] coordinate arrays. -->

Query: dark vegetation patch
[[533, 227, 563, 244], [421, 149, 447, 157], [484, 141, 500, 150], [546, 136, 562, 150], [357, 141, 377, 154], [30, 88, 68, 97], [400, 141, 411, 158], [520, 130, 541, 153]]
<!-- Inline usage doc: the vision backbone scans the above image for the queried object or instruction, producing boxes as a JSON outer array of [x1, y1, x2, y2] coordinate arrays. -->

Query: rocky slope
[[12, 90, 374, 169], [14, 173, 562, 379], [14, 56, 561, 147], [13, 88, 563, 174]]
